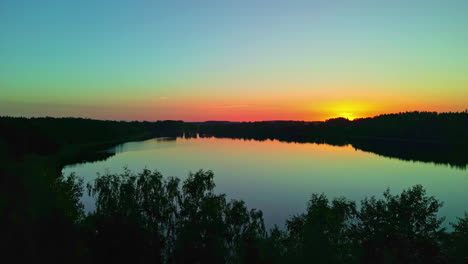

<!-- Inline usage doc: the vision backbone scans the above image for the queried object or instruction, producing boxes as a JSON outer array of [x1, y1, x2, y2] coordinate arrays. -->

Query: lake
[[63, 136, 468, 228]]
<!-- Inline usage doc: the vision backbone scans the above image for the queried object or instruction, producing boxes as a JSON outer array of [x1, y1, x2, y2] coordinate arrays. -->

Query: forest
[[191, 111, 468, 144]]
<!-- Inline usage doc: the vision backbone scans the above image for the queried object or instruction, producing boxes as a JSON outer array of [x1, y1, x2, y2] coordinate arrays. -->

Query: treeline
[[351, 111, 468, 142], [189, 111, 468, 168], [14, 169, 468, 263], [0, 117, 184, 162], [1, 111, 467, 167], [192, 111, 468, 143], [2, 111, 467, 162]]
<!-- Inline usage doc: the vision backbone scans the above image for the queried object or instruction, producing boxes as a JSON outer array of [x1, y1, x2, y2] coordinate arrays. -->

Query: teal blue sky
[[1, 0, 467, 121]]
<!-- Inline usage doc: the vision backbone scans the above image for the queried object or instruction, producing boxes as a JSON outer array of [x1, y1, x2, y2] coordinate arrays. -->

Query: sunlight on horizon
[[338, 113, 357, 120], [317, 101, 377, 121]]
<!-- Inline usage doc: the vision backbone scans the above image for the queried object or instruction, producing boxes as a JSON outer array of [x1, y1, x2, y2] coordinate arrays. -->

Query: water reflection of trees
[[187, 111, 468, 169]]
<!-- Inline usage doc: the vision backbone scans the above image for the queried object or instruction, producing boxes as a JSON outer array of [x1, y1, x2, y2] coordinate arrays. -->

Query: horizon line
[[2, 110, 467, 123]]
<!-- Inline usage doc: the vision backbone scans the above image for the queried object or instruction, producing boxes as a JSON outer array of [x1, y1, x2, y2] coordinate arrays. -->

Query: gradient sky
[[1, 0, 467, 121]]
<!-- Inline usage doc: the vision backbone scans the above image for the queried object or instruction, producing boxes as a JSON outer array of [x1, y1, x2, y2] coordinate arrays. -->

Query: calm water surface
[[63, 137, 468, 228]]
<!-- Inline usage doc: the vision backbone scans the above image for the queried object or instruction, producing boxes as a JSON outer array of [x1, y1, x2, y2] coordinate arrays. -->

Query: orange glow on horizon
[[311, 101, 379, 121], [10, 94, 463, 122]]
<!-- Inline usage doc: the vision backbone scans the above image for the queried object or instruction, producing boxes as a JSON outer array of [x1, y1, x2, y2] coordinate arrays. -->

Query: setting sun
[[318, 102, 376, 121], [338, 112, 356, 120]]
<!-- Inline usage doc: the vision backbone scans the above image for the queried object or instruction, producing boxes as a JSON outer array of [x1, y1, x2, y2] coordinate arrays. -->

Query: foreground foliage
[[84, 169, 266, 264], [62, 169, 468, 264]]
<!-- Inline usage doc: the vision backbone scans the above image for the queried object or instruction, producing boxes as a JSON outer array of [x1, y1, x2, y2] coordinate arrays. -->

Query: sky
[[1, 0, 467, 121]]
